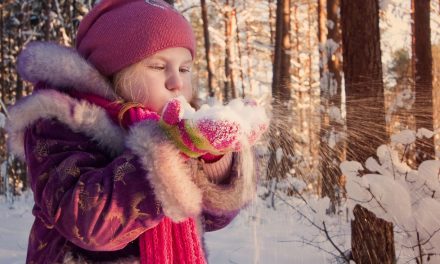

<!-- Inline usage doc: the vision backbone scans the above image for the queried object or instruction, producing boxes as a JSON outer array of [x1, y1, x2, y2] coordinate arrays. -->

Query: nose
[[165, 71, 183, 92]]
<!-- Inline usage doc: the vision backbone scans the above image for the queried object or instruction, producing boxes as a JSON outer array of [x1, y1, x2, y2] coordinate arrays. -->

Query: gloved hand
[[159, 97, 268, 158]]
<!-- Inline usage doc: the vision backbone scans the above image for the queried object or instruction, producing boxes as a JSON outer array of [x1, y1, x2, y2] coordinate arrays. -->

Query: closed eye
[[148, 65, 165, 71], [180, 67, 191, 73]]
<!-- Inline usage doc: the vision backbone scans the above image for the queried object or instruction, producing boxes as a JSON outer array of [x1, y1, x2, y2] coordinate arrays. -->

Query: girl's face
[[114, 47, 193, 114]]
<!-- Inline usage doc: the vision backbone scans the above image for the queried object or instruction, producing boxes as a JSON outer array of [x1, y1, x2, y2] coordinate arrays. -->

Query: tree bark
[[341, 0, 395, 263], [224, 0, 236, 100], [412, 0, 435, 165], [43, 0, 51, 41], [352, 205, 395, 264], [317, 0, 327, 198], [320, 0, 345, 213], [233, 8, 245, 98], [268, 0, 275, 47], [267, 0, 293, 185], [244, 9, 255, 95], [200, 0, 215, 97]]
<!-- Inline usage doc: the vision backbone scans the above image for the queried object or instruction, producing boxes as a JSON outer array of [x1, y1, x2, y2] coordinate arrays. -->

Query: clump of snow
[[340, 161, 363, 178], [376, 144, 412, 174], [328, 106, 343, 124], [171, 95, 270, 144], [347, 172, 412, 226], [416, 160, 440, 196], [365, 157, 392, 178], [379, 0, 391, 10], [412, 198, 440, 245], [344, 137, 440, 262], [416, 128, 434, 139], [325, 39, 339, 55], [391, 130, 416, 145]]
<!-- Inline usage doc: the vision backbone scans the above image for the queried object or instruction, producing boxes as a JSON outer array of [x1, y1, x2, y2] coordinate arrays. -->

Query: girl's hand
[[159, 98, 240, 158], [158, 97, 268, 158]]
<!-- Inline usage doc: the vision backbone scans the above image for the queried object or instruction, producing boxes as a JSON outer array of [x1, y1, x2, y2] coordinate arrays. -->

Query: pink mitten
[[159, 98, 241, 158], [159, 97, 269, 158]]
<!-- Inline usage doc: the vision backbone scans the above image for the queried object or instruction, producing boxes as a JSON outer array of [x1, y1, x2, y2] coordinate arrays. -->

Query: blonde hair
[[113, 61, 148, 103]]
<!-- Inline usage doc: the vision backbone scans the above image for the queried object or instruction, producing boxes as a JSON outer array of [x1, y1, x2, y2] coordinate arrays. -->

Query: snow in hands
[[161, 96, 269, 153]]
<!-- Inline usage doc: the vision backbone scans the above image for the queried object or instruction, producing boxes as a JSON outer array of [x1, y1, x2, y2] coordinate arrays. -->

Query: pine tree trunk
[[352, 205, 395, 263], [318, 0, 326, 79], [200, 0, 215, 97], [317, 0, 327, 198], [267, 0, 294, 185], [244, 18, 255, 95], [320, 0, 345, 213], [43, 0, 51, 41], [268, 0, 275, 47], [341, 0, 395, 262], [224, 0, 236, 101], [412, 0, 435, 165], [233, 9, 245, 98]]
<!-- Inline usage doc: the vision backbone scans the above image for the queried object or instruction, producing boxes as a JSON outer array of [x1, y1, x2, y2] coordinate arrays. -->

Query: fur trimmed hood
[[6, 89, 126, 160], [8, 41, 125, 159], [17, 41, 119, 101]]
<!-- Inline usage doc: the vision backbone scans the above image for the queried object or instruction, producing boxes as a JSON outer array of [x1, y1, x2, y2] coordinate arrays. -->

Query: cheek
[[183, 80, 193, 101]]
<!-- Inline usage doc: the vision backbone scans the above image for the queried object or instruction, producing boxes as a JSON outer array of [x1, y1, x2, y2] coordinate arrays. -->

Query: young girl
[[7, 0, 266, 263]]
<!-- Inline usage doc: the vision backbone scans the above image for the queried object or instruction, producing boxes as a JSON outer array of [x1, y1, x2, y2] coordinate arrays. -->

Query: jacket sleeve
[[193, 147, 258, 232], [25, 118, 201, 251]]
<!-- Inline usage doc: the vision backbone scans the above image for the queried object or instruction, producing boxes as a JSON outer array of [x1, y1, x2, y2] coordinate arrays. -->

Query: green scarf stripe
[[183, 120, 221, 155], [159, 121, 201, 158]]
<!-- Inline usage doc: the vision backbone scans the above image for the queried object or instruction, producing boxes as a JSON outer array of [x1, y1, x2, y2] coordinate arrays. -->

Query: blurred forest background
[[1, 0, 440, 263]]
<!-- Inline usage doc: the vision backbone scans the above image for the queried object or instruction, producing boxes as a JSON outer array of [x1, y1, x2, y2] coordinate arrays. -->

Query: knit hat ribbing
[[76, 0, 196, 77]]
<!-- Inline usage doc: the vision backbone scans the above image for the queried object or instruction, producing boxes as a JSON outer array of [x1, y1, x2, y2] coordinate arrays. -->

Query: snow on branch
[[342, 129, 440, 263]]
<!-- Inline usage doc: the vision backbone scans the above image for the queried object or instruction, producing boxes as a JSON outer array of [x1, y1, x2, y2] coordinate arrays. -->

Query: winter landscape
[[2, 0, 440, 263]]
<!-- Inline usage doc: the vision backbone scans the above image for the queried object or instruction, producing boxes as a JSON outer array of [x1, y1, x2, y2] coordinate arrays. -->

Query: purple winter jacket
[[6, 42, 257, 263]]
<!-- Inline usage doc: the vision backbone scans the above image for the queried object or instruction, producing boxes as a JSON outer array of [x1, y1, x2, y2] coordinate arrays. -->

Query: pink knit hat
[[76, 0, 196, 77]]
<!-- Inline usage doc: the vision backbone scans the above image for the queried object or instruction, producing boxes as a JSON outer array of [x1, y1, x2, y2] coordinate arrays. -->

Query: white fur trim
[[6, 90, 125, 160], [17, 41, 118, 101], [126, 121, 202, 222], [193, 147, 257, 214]]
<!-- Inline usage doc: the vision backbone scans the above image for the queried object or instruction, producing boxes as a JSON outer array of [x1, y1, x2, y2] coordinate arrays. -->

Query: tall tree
[[200, 0, 215, 97], [433, 45, 440, 160], [319, 0, 345, 213], [317, 0, 327, 197], [412, 0, 435, 165], [266, 0, 294, 203], [341, 0, 395, 263], [223, 0, 237, 101]]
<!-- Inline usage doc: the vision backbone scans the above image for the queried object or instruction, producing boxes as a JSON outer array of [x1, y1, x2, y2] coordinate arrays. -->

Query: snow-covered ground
[[0, 190, 348, 264], [0, 192, 34, 264]]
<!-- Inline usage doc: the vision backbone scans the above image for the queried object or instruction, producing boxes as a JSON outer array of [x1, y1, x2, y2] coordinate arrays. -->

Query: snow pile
[[342, 128, 440, 263]]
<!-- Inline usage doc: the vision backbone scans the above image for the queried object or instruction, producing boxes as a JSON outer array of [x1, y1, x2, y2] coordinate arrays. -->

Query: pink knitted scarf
[[69, 91, 207, 264]]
